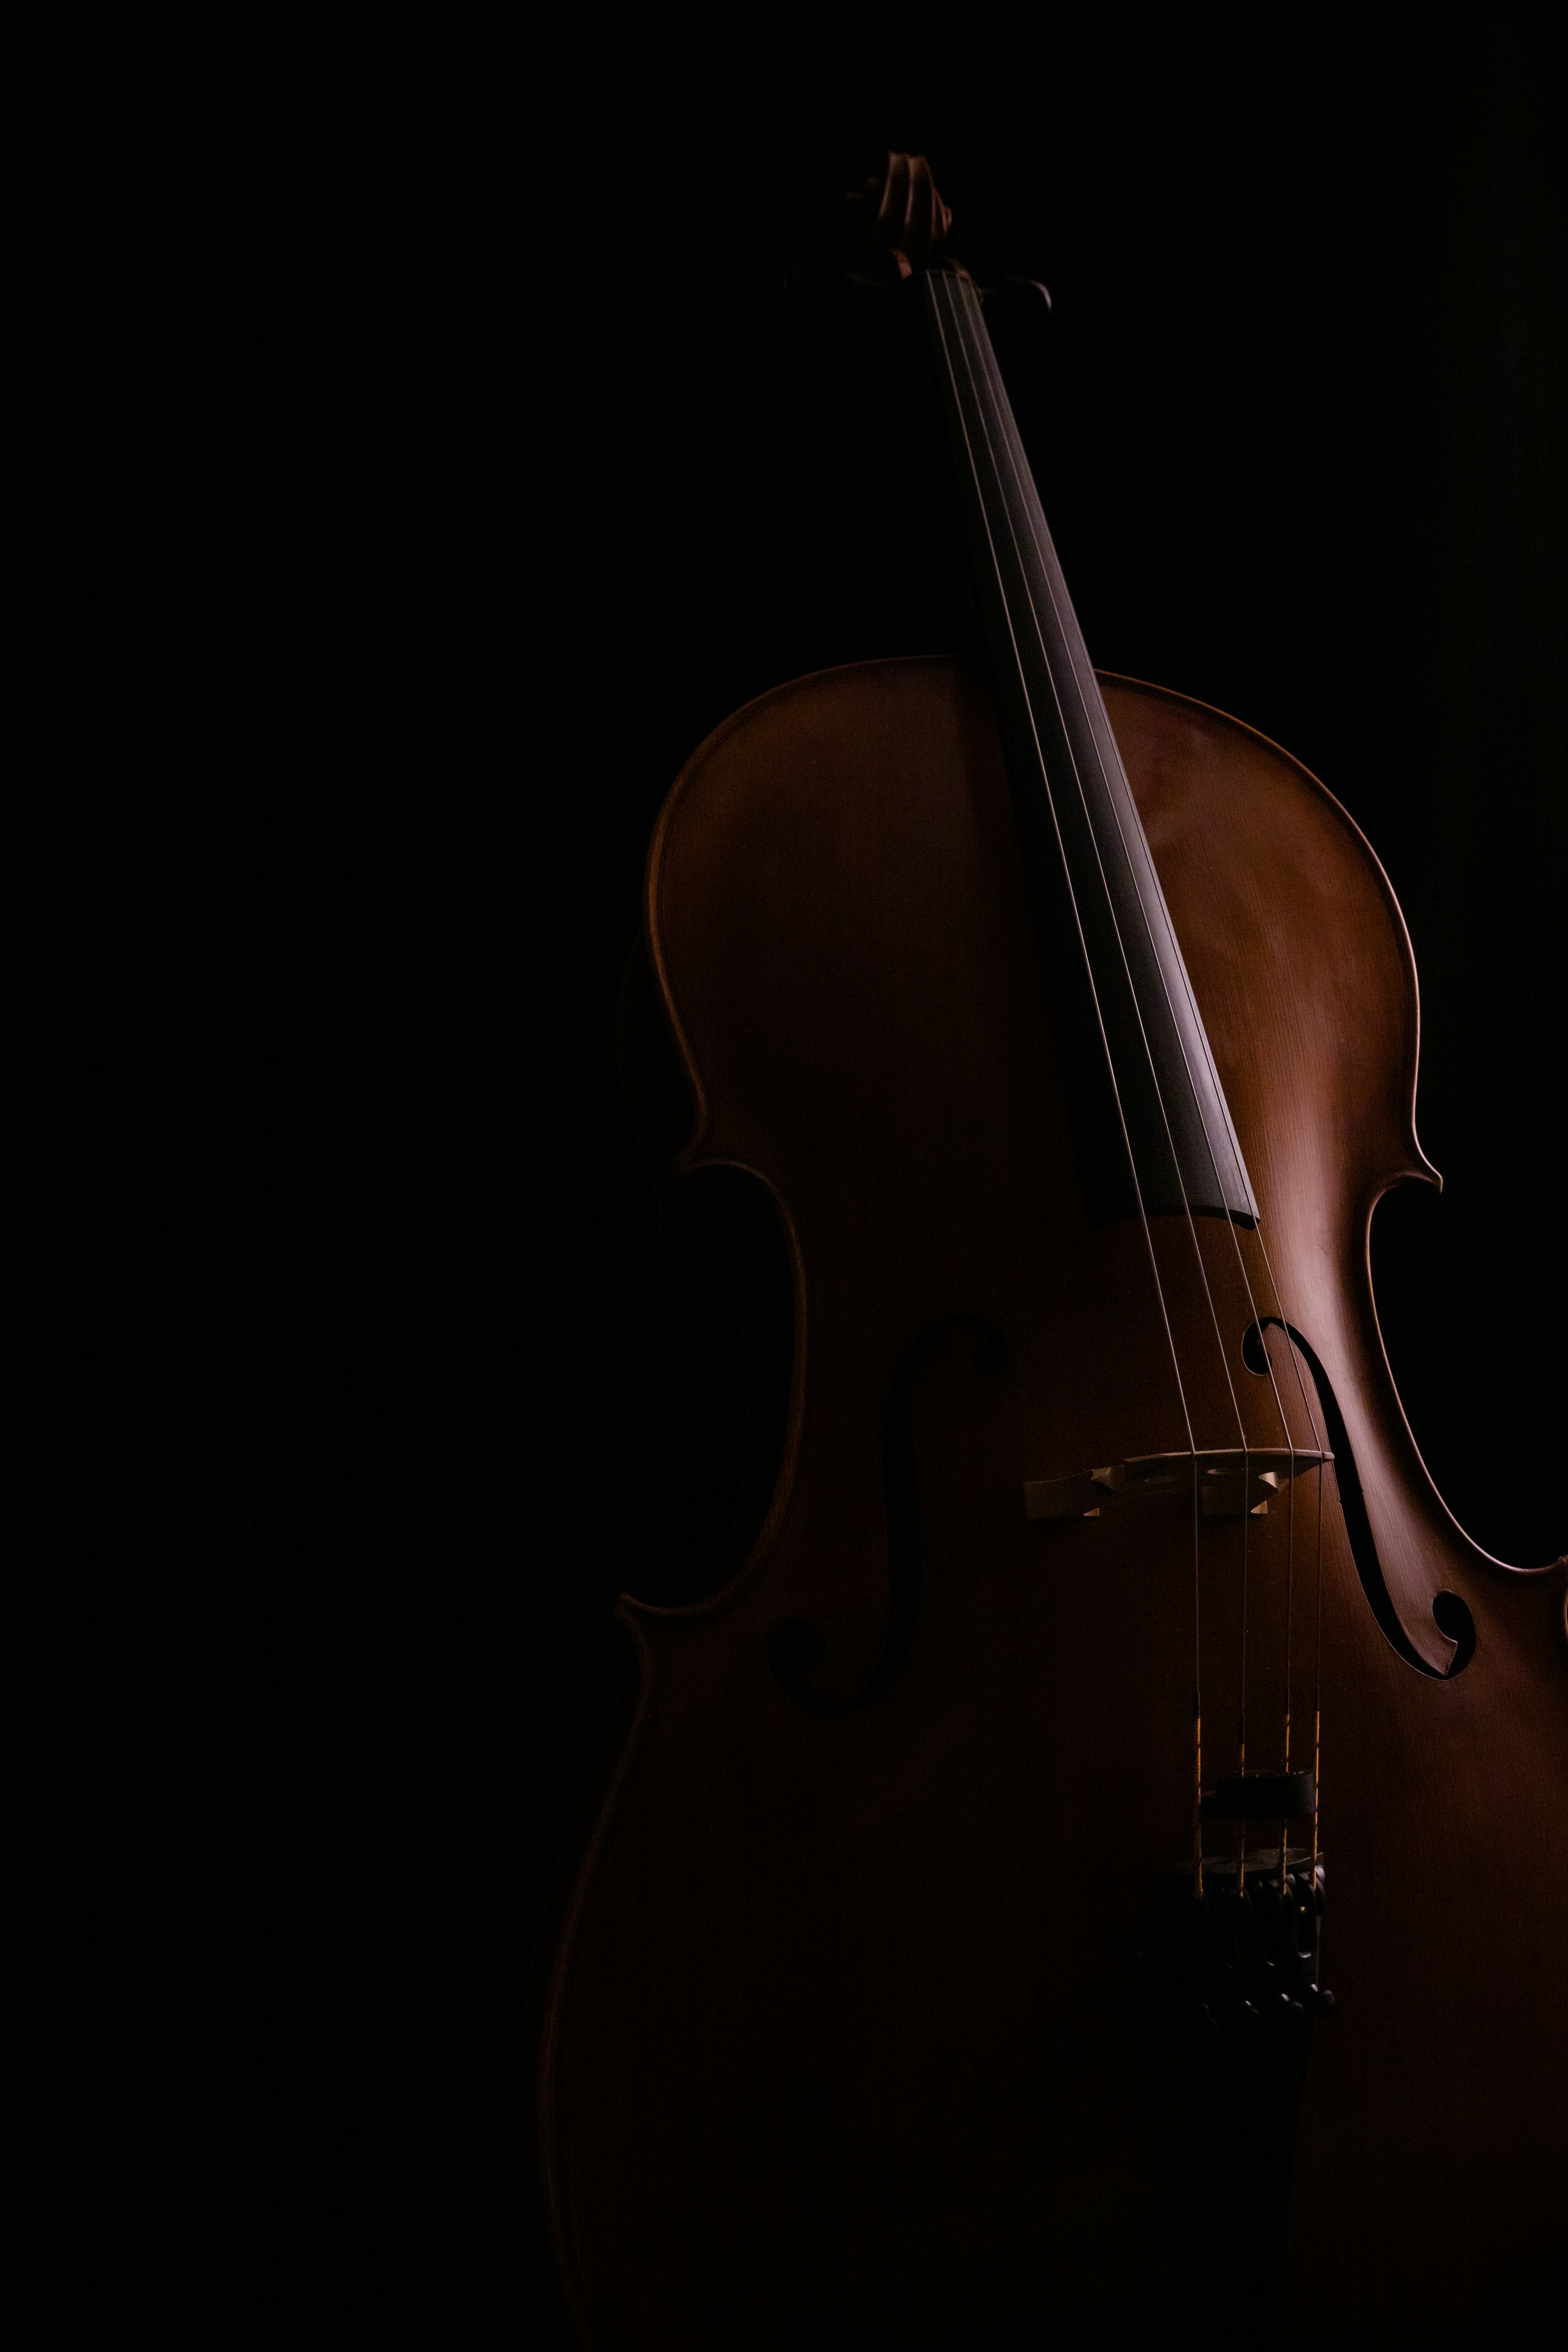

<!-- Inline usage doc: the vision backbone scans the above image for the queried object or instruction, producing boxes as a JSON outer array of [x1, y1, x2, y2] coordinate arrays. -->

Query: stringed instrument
[[539, 155, 1568, 2350]]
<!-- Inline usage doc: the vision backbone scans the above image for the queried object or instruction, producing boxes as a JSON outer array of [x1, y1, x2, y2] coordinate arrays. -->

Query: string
[[1312, 1453, 1327, 1896], [948, 282, 1262, 1838], [962, 295, 1288, 1852], [949, 279, 1331, 1884], [953, 280, 1254, 1445], [934, 278, 1243, 1882], [936, 272, 1257, 1886], [923, 277, 1199, 1489], [925, 286, 1219, 1887], [1282, 1458, 1295, 1888], [937, 271, 1343, 1905]]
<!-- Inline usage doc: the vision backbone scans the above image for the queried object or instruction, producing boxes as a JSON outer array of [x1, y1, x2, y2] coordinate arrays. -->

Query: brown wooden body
[[541, 659, 1568, 2347]]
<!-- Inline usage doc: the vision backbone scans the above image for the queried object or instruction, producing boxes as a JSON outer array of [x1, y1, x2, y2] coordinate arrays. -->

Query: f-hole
[[768, 1318, 1007, 1714], [1243, 1318, 1475, 1681]]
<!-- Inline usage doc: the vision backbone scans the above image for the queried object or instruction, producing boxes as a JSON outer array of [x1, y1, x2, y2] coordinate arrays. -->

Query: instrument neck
[[923, 268, 1257, 1229]]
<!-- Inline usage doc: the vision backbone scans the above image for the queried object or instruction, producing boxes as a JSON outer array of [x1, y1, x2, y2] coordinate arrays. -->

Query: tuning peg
[[845, 151, 953, 282]]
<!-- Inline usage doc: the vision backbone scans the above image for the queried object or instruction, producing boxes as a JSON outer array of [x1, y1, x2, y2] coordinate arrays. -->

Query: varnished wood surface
[[540, 659, 1568, 2347]]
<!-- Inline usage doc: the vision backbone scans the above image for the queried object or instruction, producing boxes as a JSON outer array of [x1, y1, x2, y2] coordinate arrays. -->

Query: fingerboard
[[925, 269, 1257, 1227]]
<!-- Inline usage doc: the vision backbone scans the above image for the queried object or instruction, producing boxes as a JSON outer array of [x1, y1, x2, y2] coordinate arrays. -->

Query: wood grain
[[539, 659, 1568, 2349]]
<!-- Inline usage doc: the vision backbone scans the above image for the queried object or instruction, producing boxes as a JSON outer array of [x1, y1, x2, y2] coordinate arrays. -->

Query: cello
[[539, 155, 1568, 2347]]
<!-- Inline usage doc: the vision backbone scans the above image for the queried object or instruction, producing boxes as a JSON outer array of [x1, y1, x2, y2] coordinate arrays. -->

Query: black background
[[48, 8, 1565, 2344]]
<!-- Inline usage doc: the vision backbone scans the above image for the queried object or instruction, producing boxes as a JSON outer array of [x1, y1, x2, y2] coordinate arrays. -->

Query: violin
[[539, 155, 1568, 2349]]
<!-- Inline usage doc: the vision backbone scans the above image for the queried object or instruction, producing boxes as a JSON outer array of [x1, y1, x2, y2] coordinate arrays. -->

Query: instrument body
[[540, 157, 1567, 2346], [541, 656, 1568, 2346]]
